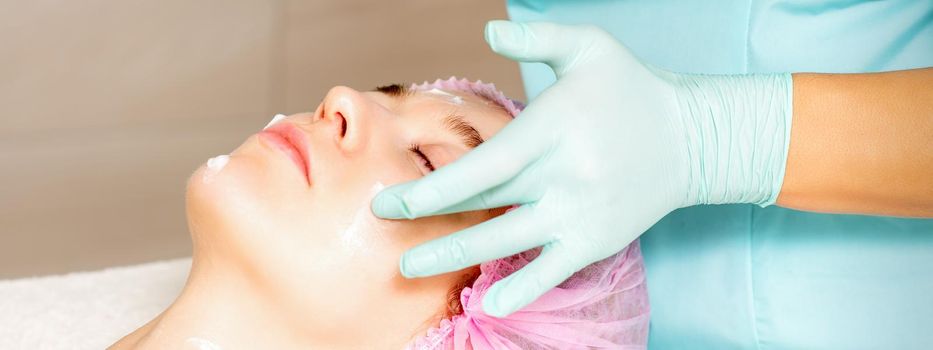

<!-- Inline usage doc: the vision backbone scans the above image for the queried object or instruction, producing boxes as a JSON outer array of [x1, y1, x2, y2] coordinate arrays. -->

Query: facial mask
[[202, 155, 230, 183]]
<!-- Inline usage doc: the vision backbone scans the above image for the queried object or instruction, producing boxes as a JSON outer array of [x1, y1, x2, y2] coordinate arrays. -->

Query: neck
[[111, 255, 320, 350]]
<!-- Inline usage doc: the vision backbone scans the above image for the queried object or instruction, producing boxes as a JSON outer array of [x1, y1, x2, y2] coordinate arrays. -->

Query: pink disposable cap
[[409, 76, 526, 118], [408, 241, 650, 349]]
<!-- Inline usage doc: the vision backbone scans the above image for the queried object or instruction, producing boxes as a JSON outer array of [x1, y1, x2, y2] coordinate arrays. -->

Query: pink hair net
[[405, 77, 651, 350], [409, 77, 525, 118]]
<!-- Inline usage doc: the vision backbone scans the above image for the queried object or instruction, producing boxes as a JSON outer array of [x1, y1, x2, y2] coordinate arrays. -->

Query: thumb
[[484, 20, 611, 77]]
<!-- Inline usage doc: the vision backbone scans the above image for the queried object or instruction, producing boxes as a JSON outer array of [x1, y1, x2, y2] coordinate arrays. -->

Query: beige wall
[[0, 1, 523, 278]]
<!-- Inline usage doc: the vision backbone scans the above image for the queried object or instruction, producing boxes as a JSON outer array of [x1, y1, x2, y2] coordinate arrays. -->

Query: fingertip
[[484, 20, 521, 55], [371, 190, 410, 219], [481, 282, 508, 317], [403, 185, 444, 218], [399, 252, 418, 278], [370, 183, 418, 220], [399, 253, 411, 278], [483, 20, 498, 49], [399, 247, 439, 278], [481, 280, 523, 318]]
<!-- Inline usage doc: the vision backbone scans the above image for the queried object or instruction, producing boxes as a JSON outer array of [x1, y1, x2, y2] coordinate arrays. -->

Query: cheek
[[323, 146, 420, 186], [299, 217, 483, 330]]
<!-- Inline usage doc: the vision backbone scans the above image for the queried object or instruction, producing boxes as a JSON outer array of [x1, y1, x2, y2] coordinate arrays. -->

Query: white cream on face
[[339, 181, 389, 255], [202, 154, 230, 183], [185, 337, 223, 350], [263, 113, 288, 130], [425, 88, 464, 105]]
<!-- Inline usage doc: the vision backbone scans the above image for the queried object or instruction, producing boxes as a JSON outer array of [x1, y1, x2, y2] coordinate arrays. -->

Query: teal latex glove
[[371, 21, 793, 317]]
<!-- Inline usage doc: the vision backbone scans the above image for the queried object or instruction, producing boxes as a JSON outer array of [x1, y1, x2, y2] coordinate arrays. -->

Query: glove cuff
[[672, 72, 793, 207]]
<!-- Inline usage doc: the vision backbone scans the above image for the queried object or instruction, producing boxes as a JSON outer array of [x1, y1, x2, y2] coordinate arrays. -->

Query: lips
[[258, 123, 311, 185]]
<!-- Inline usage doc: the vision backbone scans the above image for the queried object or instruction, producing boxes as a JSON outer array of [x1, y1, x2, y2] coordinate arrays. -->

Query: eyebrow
[[443, 115, 484, 148], [374, 83, 411, 97], [373, 84, 485, 149]]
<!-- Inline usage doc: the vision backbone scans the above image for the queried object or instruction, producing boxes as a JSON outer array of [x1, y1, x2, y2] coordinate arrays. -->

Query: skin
[[778, 68, 933, 217], [109, 85, 512, 349]]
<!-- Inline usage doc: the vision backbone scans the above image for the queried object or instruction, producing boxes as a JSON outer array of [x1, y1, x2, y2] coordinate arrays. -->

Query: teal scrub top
[[505, 1, 933, 348]]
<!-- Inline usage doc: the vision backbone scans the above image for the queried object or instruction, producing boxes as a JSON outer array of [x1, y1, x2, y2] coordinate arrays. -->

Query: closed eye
[[408, 144, 435, 172], [372, 86, 484, 151]]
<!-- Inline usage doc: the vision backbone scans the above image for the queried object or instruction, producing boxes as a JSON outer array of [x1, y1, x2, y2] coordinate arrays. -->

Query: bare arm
[[777, 68, 933, 217]]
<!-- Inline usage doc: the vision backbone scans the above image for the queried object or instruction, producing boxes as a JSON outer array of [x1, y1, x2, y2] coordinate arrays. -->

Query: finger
[[400, 205, 552, 278], [423, 163, 542, 215], [481, 243, 587, 317], [484, 20, 612, 77], [371, 116, 545, 219]]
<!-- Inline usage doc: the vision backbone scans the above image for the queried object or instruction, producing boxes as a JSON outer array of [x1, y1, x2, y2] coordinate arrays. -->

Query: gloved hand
[[371, 21, 792, 317]]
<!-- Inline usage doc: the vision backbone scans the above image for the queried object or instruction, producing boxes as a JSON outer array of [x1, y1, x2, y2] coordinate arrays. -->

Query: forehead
[[365, 88, 513, 138]]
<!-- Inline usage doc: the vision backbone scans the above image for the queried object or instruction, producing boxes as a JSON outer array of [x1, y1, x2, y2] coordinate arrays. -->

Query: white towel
[[0, 258, 191, 350]]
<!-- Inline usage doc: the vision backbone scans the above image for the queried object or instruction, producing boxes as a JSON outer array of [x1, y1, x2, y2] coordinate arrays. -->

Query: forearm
[[776, 68, 933, 217]]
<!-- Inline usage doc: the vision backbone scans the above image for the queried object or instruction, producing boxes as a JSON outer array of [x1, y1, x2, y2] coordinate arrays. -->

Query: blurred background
[[0, 1, 524, 278]]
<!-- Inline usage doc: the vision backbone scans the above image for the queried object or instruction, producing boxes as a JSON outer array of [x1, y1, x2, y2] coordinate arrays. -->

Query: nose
[[317, 86, 371, 152]]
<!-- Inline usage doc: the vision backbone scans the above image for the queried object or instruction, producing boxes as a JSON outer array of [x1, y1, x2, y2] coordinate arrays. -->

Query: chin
[[185, 155, 280, 254], [183, 153, 336, 273]]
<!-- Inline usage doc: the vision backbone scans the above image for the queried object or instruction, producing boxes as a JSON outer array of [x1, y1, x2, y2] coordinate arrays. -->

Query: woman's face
[[185, 84, 512, 344]]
